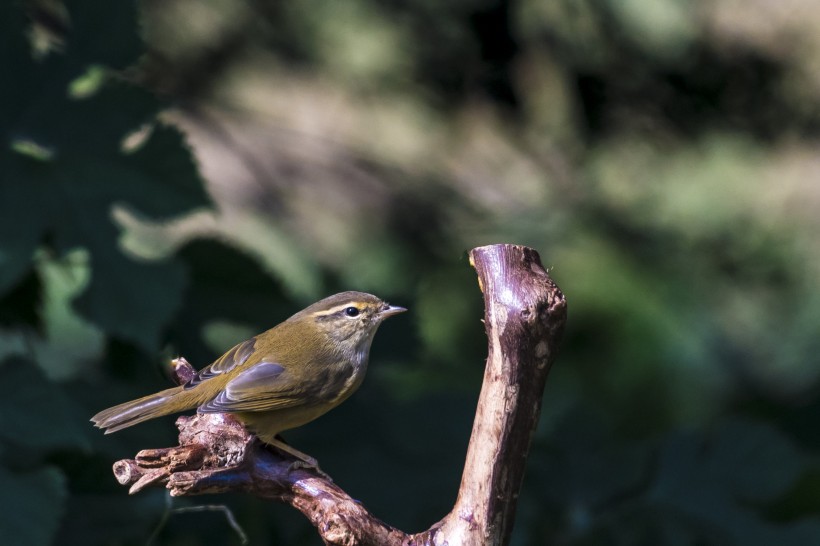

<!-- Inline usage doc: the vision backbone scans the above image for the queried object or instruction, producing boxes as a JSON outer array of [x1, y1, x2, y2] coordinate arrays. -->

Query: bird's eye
[[344, 306, 360, 317]]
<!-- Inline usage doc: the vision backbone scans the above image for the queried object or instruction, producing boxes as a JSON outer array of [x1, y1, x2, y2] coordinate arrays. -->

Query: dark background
[[2, 0, 820, 544]]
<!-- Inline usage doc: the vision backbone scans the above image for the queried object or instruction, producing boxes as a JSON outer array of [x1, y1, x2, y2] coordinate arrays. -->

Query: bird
[[91, 291, 406, 466]]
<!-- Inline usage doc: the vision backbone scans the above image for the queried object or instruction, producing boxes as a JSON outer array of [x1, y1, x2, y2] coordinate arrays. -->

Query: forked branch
[[112, 244, 567, 545]]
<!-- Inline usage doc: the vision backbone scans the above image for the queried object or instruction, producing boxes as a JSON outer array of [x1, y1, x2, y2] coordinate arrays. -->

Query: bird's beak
[[379, 304, 407, 319]]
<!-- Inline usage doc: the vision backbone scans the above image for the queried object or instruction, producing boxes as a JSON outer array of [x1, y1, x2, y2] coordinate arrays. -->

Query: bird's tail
[[91, 386, 193, 433]]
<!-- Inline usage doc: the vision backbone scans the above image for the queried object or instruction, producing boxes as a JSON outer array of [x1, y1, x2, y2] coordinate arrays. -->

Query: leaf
[[78, 252, 186, 351], [645, 421, 820, 546], [1, 151, 193, 350], [16, 79, 162, 157], [0, 177, 50, 296], [116, 124, 211, 220], [531, 409, 651, 510], [65, 0, 143, 70], [0, 4, 211, 349], [0, 270, 43, 332], [0, 4, 43, 119], [0, 356, 90, 452], [57, 491, 168, 546], [710, 419, 804, 503], [0, 465, 67, 546], [28, 249, 105, 380], [170, 239, 290, 364]]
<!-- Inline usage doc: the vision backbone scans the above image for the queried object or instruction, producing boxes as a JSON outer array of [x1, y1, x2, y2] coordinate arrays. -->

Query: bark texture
[[111, 243, 567, 546]]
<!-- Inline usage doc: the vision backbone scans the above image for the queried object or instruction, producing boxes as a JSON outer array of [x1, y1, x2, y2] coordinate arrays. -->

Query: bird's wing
[[197, 360, 304, 413], [184, 338, 257, 389]]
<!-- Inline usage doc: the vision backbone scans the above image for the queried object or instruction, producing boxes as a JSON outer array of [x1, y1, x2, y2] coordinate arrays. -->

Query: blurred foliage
[[2, 0, 820, 545]]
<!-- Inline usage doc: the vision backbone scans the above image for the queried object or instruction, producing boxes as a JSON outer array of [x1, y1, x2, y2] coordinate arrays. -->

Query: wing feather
[[198, 361, 303, 413], [185, 338, 257, 389]]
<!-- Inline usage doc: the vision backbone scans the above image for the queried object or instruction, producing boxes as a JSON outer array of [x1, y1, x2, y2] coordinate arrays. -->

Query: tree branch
[[111, 244, 566, 545]]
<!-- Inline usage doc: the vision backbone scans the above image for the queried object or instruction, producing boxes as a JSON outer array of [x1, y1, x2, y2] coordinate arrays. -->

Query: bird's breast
[[309, 356, 367, 407]]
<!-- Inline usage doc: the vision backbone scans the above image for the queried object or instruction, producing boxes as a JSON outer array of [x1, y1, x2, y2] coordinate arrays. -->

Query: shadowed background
[[2, 0, 820, 544]]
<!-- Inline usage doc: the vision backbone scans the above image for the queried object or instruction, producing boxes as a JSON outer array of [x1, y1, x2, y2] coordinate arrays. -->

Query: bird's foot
[[287, 459, 332, 481], [263, 438, 332, 481]]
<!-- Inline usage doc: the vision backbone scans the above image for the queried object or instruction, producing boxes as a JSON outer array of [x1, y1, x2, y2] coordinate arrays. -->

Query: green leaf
[[0, 465, 66, 546], [646, 422, 819, 546], [0, 4, 41, 118], [58, 491, 168, 546], [1, 151, 194, 350], [75, 250, 186, 351], [710, 419, 804, 503], [0, 175, 50, 295], [0, 270, 43, 332], [170, 239, 290, 364], [530, 408, 651, 509], [0, 6, 210, 348], [0, 357, 90, 452], [66, 0, 142, 70], [112, 124, 211, 220], [18, 79, 162, 156], [28, 249, 105, 380]]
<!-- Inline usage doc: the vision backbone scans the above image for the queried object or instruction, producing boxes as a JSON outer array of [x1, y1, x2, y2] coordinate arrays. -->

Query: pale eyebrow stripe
[[312, 302, 364, 317]]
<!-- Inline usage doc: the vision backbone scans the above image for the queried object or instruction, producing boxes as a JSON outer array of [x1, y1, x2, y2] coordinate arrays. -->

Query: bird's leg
[[267, 437, 319, 469], [263, 437, 331, 481]]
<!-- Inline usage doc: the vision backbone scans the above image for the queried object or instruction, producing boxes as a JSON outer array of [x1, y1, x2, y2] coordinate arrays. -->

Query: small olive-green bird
[[91, 291, 405, 464]]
